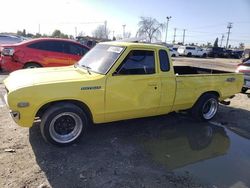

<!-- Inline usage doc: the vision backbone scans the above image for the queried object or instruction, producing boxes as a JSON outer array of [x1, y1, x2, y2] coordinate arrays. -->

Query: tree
[[52, 30, 62, 38], [35, 33, 42, 38], [22, 29, 26, 37], [17, 29, 26, 37], [92, 25, 110, 39], [51, 29, 68, 38], [239, 43, 245, 49], [137, 17, 164, 42], [213, 37, 219, 47], [124, 32, 131, 39], [207, 42, 212, 48]]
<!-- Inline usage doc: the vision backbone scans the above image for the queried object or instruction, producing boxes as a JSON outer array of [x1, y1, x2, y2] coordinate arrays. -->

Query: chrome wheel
[[202, 98, 218, 120], [49, 112, 83, 144]]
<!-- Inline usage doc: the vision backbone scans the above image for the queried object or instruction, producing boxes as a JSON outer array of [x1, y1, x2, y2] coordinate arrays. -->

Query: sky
[[0, 0, 249, 47]]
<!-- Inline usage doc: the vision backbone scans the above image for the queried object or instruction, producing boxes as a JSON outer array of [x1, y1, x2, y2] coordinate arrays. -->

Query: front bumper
[[3, 92, 20, 122], [10, 110, 20, 122], [0, 56, 23, 72]]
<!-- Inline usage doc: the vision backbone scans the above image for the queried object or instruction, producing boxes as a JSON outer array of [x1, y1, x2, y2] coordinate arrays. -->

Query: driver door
[[105, 49, 161, 122]]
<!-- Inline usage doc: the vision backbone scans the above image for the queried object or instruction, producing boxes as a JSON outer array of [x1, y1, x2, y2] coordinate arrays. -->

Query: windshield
[[77, 44, 125, 74]]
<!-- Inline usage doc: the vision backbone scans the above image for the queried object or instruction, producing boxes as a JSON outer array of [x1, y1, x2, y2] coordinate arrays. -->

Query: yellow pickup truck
[[3, 42, 243, 145]]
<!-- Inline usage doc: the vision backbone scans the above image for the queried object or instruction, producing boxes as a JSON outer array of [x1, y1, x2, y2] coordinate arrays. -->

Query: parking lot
[[0, 57, 250, 188]]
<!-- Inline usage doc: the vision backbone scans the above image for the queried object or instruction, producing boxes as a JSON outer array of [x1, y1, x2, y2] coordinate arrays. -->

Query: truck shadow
[[29, 107, 250, 188], [214, 104, 250, 139]]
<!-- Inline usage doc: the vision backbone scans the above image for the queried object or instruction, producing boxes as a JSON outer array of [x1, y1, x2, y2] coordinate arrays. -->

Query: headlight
[[2, 48, 15, 56]]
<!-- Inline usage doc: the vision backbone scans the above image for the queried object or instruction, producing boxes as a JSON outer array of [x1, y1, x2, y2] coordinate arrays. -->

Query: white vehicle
[[178, 46, 207, 57], [169, 48, 179, 57], [0, 35, 24, 45]]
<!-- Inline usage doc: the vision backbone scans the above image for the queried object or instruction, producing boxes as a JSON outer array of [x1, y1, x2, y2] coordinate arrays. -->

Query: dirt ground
[[0, 57, 250, 188]]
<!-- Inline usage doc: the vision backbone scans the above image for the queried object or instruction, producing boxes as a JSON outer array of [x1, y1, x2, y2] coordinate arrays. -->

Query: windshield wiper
[[81, 65, 92, 75]]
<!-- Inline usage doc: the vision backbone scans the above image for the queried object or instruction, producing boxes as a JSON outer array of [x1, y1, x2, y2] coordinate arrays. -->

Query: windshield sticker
[[107, 46, 123, 53]]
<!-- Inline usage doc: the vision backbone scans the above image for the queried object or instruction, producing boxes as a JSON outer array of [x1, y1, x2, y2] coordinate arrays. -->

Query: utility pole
[[182, 29, 186, 45], [122, 24, 126, 39], [220, 34, 224, 47], [173, 28, 177, 44], [104, 20, 107, 39], [165, 16, 171, 43], [226, 22, 233, 49], [75, 27, 77, 38]]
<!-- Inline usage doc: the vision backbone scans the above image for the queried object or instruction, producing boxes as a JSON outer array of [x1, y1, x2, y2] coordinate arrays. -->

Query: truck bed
[[174, 66, 232, 75], [171, 65, 243, 112]]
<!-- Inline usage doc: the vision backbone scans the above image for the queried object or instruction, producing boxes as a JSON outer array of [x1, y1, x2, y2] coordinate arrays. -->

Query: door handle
[[148, 82, 157, 86], [226, 77, 236, 82]]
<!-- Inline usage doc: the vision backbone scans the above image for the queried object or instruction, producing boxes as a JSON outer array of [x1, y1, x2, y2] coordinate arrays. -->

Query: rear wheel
[[171, 54, 176, 57], [202, 53, 207, 58], [191, 93, 219, 121], [23, 63, 41, 69], [187, 52, 192, 57], [40, 103, 88, 146]]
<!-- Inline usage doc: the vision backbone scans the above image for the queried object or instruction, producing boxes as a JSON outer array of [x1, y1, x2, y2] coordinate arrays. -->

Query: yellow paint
[[3, 42, 244, 127]]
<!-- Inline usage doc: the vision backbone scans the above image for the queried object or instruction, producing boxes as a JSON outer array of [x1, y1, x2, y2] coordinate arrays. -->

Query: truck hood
[[4, 66, 102, 92]]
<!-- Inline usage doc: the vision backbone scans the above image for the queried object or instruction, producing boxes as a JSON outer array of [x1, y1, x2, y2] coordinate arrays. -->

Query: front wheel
[[202, 53, 207, 58], [191, 93, 218, 121], [24, 63, 41, 69], [40, 103, 88, 146]]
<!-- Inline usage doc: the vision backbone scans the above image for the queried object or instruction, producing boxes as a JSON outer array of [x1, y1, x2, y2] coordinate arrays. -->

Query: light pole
[[122, 24, 126, 39], [226, 22, 233, 49], [165, 16, 171, 43]]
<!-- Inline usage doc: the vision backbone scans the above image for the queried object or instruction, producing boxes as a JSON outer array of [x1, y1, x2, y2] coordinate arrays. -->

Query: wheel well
[[24, 62, 42, 68], [197, 91, 220, 102], [36, 100, 93, 123]]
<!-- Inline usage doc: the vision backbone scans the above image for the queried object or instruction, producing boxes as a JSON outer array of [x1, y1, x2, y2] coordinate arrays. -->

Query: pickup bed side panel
[[172, 73, 243, 111]]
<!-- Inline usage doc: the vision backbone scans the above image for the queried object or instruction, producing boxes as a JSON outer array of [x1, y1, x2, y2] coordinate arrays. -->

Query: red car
[[0, 38, 89, 72]]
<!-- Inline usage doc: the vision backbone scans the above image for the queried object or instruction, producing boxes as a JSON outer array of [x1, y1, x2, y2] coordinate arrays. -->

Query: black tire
[[191, 93, 218, 121], [241, 87, 248, 94], [40, 103, 88, 146], [187, 52, 192, 57], [23, 63, 41, 69], [202, 53, 207, 58], [172, 54, 176, 57]]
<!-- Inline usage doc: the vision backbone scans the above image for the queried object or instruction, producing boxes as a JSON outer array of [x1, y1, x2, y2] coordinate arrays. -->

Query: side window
[[116, 50, 155, 75], [69, 43, 88, 56], [27, 41, 64, 53], [159, 50, 170, 71], [186, 47, 195, 50]]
